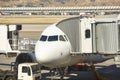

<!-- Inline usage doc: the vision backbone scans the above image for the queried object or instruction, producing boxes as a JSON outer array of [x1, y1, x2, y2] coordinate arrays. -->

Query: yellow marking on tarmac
[[90, 65, 110, 80]]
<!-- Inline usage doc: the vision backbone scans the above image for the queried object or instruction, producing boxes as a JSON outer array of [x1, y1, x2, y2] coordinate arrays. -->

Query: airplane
[[35, 24, 72, 68], [35, 16, 120, 79]]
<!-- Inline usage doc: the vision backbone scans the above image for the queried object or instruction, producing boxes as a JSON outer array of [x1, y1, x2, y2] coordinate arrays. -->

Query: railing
[[0, 6, 120, 11], [9, 38, 37, 52], [0, 6, 120, 15]]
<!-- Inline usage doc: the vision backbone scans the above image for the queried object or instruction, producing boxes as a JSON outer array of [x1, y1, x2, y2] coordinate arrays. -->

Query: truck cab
[[18, 63, 41, 80]]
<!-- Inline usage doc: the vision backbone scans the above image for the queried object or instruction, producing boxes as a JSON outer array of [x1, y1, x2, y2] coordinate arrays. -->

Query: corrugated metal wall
[[95, 23, 118, 53], [118, 24, 120, 52], [56, 17, 80, 52]]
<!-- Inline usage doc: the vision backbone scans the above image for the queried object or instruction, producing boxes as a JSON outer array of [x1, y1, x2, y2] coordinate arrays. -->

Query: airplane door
[[80, 19, 92, 53]]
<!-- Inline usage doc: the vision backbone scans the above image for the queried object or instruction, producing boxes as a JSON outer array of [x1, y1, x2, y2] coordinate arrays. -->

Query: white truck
[[18, 63, 41, 80], [0, 62, 41, 80]]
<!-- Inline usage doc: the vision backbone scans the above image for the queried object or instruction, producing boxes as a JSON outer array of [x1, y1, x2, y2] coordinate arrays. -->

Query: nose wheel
[[56, 67, 65, 80], [49, 67, 66, 80]]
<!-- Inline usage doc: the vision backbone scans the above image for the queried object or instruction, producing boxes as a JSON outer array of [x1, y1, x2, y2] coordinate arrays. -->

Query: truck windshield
[[31, 65, 40, 74]]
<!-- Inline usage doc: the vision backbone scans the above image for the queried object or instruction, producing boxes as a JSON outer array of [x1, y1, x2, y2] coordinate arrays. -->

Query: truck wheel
[[5, 76, 15, 80]]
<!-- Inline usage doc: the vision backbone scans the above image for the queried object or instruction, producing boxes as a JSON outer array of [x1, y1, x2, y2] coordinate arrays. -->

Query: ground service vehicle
[[0, 62, 41, 80], [18, 63, 41, 80]]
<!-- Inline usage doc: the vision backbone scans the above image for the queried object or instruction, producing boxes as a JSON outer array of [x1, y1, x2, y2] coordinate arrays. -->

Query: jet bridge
[[56, 17, 120, 54]]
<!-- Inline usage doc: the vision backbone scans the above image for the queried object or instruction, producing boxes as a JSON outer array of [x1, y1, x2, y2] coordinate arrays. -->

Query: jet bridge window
[[48, 35, 58, 41], [40, 35, 47, 41], [59, 35, 66, 41], [85, 29, 91, 38]]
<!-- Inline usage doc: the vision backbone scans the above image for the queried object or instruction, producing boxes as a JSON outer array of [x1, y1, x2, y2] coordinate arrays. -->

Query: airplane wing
[[70, 52, 115, 63], [70, 52, 118, 55]]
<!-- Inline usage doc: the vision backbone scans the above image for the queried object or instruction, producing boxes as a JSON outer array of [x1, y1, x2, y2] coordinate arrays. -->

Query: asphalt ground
[[0, 55, 120, 80]]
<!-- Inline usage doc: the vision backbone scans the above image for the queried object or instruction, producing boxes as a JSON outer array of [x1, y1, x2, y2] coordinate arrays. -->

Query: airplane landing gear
[[56, 67, 65, 80]]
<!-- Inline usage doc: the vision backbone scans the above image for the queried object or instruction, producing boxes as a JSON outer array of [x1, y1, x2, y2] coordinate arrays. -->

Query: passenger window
[[48, 35, 58, 41], [40, 35, 47, 41], [85, 29, 90, 38], [59, 35, 66, 41]]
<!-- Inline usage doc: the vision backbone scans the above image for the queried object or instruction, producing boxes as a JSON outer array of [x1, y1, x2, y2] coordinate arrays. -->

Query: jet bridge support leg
[[90, 64, 109, 80]]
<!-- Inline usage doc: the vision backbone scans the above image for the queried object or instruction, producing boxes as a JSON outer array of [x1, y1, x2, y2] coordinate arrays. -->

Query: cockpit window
[[40, 35, 47, 41], [64, 35, 68, 41], [59, 35, 66, 41], [48, 35, 58, 41]]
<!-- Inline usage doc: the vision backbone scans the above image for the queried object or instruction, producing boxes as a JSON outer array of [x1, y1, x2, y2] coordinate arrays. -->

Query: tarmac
[[0, 55, 120, 80]]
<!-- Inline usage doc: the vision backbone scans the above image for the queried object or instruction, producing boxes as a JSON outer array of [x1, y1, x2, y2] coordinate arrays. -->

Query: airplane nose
[[37, 52, 51, 64], [35, 41, 70, 67], [35, 48, 59, 64]]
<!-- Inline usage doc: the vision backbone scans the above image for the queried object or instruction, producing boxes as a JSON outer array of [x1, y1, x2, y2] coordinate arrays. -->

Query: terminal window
[[85, 29, 90, 38]]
